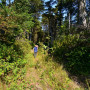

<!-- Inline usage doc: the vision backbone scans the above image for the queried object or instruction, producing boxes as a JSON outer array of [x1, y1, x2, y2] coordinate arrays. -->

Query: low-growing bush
[[14, 38, 32, 55], [53, 34, 90, 76], [0, 38, 31, 78]]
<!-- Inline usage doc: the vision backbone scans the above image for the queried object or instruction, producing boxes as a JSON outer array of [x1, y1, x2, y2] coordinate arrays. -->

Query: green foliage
[[0, 44, 20, 77], [14, 38, 31, 55], [0, 2, 35, 43], [53, 34, 90, 76], [0, 38, 31, 81], [66, 46, 90, 75], [0, 0, 35, 86]]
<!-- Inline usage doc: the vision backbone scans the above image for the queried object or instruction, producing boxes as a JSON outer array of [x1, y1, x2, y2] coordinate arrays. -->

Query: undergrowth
[[33, 48, 84, 90], [0, 41, 89, 90], [0, 38, 33, 90]]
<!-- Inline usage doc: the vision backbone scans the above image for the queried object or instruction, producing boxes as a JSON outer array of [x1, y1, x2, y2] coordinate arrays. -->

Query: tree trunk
[[49, 17, 54, 47], [69, 12, 71, 29], [78, 0, 87, 27], [29, 32, 31, 41], [58, 0, 62, 27], [8, 0, 11, 7], [53, 17, 57, 40]]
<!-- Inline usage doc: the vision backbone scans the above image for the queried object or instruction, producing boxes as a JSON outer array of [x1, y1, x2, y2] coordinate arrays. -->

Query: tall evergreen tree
[[42, 0, 57, 47]]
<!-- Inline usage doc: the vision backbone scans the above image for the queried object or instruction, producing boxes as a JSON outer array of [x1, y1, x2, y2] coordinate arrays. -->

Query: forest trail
[[0, 49, 84, 90], [23, 49, 83, 90], [24, 50, 52, 90]]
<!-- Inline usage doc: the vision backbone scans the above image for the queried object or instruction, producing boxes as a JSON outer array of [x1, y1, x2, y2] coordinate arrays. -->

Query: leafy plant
[[53, 34, 90, 76]]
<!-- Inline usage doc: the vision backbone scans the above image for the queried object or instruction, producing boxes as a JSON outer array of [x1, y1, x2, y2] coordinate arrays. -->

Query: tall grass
[[34, 48, 84, 90]]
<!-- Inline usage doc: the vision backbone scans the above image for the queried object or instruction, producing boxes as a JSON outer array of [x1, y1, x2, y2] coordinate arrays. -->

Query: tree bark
[[69, 12, 71, 29], [78, 0, 87, 27]]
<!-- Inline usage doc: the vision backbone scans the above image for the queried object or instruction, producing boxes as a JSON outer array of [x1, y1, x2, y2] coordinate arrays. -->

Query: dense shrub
[[0, 39, 31, 77], [66, 46, 90, 75], [14, 38, 31, 55], [53, 34, 90, 76]]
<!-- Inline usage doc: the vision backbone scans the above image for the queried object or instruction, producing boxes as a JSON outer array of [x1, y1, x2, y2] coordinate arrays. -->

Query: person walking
[[34, 45, 38, 58]]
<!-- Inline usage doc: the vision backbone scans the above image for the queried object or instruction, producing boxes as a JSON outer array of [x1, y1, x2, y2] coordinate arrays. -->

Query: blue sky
[[0, 0, 14, 4], [45, 0, 50, 2]]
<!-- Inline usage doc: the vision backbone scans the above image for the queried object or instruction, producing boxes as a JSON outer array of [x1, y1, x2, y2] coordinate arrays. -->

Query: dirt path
[[25, 67, 43, 90], [22, 50, 83, 90], [24, 50, 46, 90]]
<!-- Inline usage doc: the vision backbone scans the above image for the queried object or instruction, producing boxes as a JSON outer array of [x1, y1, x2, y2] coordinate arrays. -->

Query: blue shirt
[[34, 47, 38, 52]]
